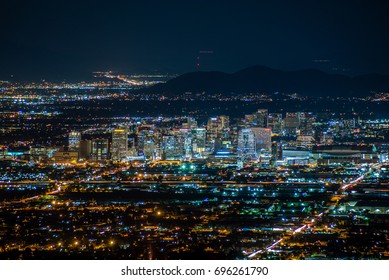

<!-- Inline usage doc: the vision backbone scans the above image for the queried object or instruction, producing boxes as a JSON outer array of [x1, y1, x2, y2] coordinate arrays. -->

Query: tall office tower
[[251, 127, 272, 151], [90, 138, 109, 161], [219, 115, 230, 129], [268, 113, 283, 134], [207, 115, 229, 142], [173, 128, 191, 159], [212, 128, 231, 153], [79, 140, 91, 160], [285, 112, 300, 136], [111, 128, 128, 161], [172, 129, 191, 159], [143, 140, 155, 160], [184, 135, 193, 159], [68, 131, 81, 151], [192, 128, 206, 157], [299, 112, 315, 136], [237, 129, 257, 161], [271, 142, 283, 161], [253, 109, 268, 127], [137, 126, 157, 156], [152, 130, 163, 159], [162, 135, 182, 160]]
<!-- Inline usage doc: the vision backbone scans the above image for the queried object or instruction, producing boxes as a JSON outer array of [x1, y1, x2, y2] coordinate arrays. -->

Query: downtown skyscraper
[[111, 128, 128, 161]]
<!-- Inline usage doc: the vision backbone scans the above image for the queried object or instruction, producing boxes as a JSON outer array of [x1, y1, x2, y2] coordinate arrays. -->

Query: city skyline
[[1, 99, 388, 259], [1, 0, 389, 263]]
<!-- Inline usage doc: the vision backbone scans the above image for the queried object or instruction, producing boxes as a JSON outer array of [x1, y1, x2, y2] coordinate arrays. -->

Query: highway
[[0, 180, 325, 186]]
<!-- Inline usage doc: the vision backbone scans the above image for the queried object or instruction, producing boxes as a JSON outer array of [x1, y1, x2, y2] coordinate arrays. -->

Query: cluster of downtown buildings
[[20, 108, 384, 167], [1, 101, 388, 259]]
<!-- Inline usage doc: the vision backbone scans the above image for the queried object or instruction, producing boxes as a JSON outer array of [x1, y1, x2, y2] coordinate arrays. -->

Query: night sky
[[1, 0, 389, 80]]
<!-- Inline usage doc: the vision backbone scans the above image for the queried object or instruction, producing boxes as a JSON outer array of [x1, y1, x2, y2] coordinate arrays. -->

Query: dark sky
[[1, 0, 389, 80]]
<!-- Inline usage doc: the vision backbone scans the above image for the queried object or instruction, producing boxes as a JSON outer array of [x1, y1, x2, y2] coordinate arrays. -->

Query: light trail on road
[[246, 163, 382, 259]]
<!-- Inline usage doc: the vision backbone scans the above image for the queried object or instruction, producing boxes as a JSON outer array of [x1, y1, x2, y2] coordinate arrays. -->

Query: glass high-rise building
[[68, 131, 81, 151], [143, 140, 155, 160], [268, 113, 283, 134], [237, 129, 256, 161], [162, 135, 182, 160], [251, 127, 272, 152], [192, 128, 206, 157], [245, 109, 268, 127], [111, 128, 128, 161], [90, 138, 109, 161], [285, 112, 300, 136], [254, 109, 268, 128], [299, 112, 315, 136]]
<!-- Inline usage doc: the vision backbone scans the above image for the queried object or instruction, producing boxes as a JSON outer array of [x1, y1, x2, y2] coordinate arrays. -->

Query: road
[[246, 162, 383, 259]]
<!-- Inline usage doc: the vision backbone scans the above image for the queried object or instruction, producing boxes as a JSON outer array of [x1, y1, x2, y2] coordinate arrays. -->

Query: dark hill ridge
[[150, 65, 389, 97]]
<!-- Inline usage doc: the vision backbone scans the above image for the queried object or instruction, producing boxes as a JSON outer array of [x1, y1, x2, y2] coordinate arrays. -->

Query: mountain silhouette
[[150, 65, 389, 97]]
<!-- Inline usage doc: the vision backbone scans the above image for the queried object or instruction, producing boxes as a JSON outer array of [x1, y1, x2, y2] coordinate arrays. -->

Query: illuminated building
[[181, 117, 197, 129], [143, 140, 155, 160], [299, 112, 315, 136], [29, 146, 48, 162], [68, 131, 81, 151], [296, 135, 315, 148], [244, 114, 254, 124], [245, 109, 268, 127], [137, 126, 159, 157], [206, 116, 229, 150], [54, 151, 78, 164], [237, 128, 256, 160], [253, 109, 268, 128], [377, 144, 389, 163], [207, 116, 229, 133], [214, 138, 232, 153], [162, 135, 182, 160], [320, 132, 334, 145], [312, 145, 379, 165], [251, 127, 272, 151], [90, 138, 109, 161], [282, 148, 312, 165], [192, 128, 206, 157], [271, 142, 283, 161], [268, 113, 283, 134], [285, 112, 300, 136], [111, 128, 128, 161]]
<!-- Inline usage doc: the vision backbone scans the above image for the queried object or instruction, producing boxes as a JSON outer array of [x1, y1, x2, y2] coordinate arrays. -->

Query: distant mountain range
[[149, 65, 389, 97]]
